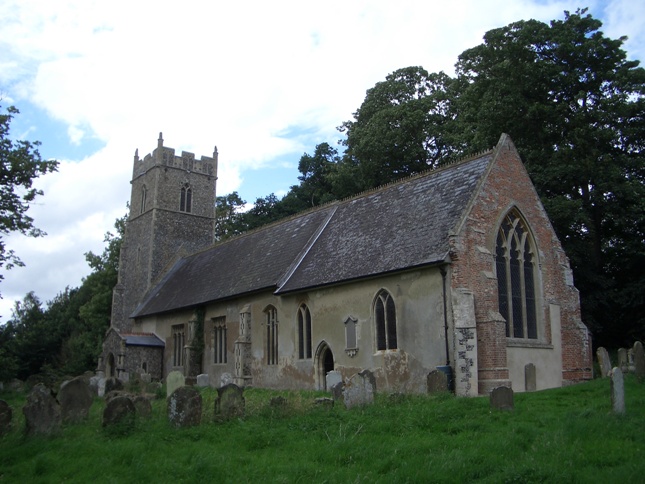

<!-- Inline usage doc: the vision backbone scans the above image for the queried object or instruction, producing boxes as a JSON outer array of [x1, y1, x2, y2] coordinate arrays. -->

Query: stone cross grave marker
[[610, 367, 625, 414], [596, 347, 612, 378]]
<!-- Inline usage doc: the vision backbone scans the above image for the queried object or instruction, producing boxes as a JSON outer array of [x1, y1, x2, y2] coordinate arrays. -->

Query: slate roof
[[132, 150, 493, 318], [123, 332, 165, 347]]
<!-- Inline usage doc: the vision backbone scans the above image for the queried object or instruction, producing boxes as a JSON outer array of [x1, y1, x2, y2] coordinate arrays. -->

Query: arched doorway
[[314, 341, 334, 390], [106, 353, 115, 378]]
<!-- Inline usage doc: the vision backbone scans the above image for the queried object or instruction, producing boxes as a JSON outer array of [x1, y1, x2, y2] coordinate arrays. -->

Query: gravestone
[[314, 397, 334, 407], [628, 349, 635, 373], [330, 381, 344, 404], [23, 384, 61, 436], [610, 367, 625, 414], [196, 374, 210, 387], [0, 400, 12, 436], [220, 372, 233, 387], [270, 396, 287, 407], [166, 371, 185, 397], [633, 341, 645, 381], [132, 395, 153, 419], [596, 347, 612, 378], [168, 386, 202, 428], [427, 370, 449, 393], [617, 348, 629, 373], [102, 395, 136, 430], [215, 383, 245, 420], [524, 363, 536, 392], [141, 373, 152, 384], [490, 386, 514, 411], [342, 369, 376, 409], [58, 376, 93, 424], [326, 370, 342, 391], [104, 377, 124, 395], [88, 375, 101, 396]]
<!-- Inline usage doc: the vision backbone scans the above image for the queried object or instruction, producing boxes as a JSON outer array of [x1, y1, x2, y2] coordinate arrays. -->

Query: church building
[[99, 133, 592, 396]]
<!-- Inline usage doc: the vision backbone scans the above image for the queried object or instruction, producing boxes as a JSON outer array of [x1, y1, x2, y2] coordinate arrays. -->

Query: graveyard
[[1, 364, 645, 482]]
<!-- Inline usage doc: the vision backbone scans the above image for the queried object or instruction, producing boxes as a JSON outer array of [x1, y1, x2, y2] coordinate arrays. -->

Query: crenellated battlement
[[133, 132, 218, 179]]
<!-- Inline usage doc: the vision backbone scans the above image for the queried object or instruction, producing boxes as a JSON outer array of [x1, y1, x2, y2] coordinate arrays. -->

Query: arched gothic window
[[495, 210, 538, 339], [180, 186, 192, 213], [265, 306, 278, 365], [140, 185, 147, 214], [375, 290, 397, 350], [297, 304, 312, 359]]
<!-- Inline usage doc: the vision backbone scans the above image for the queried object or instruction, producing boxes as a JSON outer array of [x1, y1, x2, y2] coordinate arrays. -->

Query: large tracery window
[[496, 211, 538, 339], [375, 290, 397, 350]]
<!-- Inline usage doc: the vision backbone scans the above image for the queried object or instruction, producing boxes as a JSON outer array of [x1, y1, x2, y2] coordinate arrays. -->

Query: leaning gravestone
[[166, 371, 185, 398], [633, 341, 645, 381], [0, 400, 12, 436], [610, 367, 625, 414], [215, 383, 245, 420], [596, 347, 612, 378], [618, 348, 629, 374], [525, 363, 537, 392], [23, 384, 61, 436], [342, 369, 376, 409], [102, 395, 136, 431], [58, 376, 93, 424], [427, 370, 449, 393], [168, 386, 202, 428], [490, 386, 514, 411]]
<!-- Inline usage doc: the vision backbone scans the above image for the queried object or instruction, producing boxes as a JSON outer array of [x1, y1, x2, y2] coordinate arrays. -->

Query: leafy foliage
[[0, 105, 58, 289]]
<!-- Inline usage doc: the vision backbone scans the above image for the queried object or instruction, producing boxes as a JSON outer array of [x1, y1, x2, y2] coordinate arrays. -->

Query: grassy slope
[[1, 376, 644, 483]]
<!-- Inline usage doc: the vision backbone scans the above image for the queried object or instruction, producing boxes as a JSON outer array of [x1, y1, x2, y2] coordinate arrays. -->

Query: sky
[[0, 0, 644, 322]]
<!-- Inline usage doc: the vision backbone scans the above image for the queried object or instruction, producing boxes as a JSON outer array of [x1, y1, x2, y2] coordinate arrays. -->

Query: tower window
[[180, 186, 192, 213], [140, 185, 147, 214]]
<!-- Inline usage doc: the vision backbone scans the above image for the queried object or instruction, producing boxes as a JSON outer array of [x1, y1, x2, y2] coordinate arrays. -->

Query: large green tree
[[454, 9, 645, 344], [0, 105, 58, 291]]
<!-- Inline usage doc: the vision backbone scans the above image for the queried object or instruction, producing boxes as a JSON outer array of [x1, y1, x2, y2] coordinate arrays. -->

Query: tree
[[339, 67, 460, 189], [0, 105, 58, 291], [214, 192, 248, 241], [454, 9, 645, 344]]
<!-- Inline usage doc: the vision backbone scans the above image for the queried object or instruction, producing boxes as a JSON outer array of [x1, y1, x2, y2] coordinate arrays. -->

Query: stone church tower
[[99, 134, 217, 379], [111, 133, 218, 332]]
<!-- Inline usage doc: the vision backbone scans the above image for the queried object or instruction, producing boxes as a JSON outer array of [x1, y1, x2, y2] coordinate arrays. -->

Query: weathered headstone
[[88, 375, 101, 396], [215, 383, 245, 420], [490, 386, 514, 411], [58, 376, 93, 424], [633, 341, 645, 381], [596, 347, 612, 378], [102, 395, 136, 431], [166, 370, 185, 398], [628, 349, 635, 373], [330, 381, 344, 404], [141, 373, 152, 384], [342, 369, 376, 409], [23, 384, 61, 436], [525, 363, 536, 392], [104, 377, 124, 395], [168, 386, 202, 428], [326, 370, 342, 391], [0, 400, 12, 436], [132, 395, 153, 419], [427, 370, 449, 393], [220, 372, 233, 387], [196, 373, 210, 387], [618, 348, 629, 374], [610, 367, 625, 414]]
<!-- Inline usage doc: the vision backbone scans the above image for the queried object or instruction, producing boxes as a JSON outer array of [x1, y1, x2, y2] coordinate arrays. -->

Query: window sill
[[506, 339, 553, 349]]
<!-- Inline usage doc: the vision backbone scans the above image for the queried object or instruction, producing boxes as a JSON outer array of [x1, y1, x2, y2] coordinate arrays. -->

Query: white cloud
[[0, 0, 643, 320]]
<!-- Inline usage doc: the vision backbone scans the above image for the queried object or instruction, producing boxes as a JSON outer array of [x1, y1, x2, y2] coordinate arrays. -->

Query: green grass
[[1, 377, 644, 483]]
